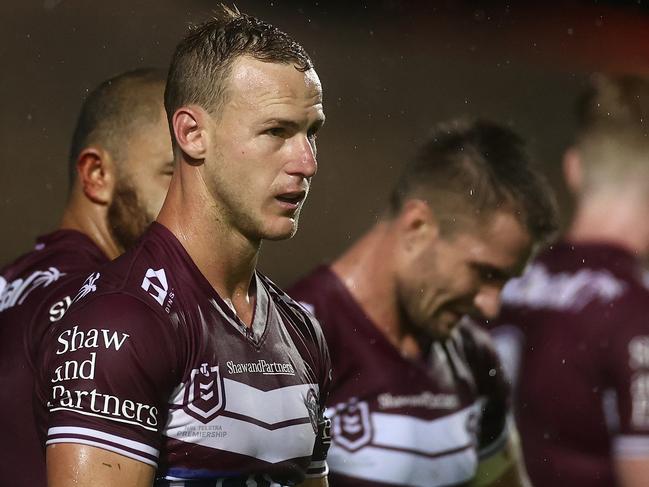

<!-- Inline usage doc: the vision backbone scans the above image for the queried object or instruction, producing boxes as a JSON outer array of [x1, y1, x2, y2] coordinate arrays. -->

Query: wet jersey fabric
[[0, 230, 108, 487], [487, 242, 649, 487], [288, 266, 510, 487], [36, 222, 331, 486]]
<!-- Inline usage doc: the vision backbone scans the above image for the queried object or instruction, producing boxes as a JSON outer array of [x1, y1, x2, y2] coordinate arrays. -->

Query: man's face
[[202, 56, 325, 241], [108, 106, 173, 250], [396, 209, 533, 339]]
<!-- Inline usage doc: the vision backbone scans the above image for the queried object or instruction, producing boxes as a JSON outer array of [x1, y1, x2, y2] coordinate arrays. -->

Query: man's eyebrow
[[261, 116, 326, 131]]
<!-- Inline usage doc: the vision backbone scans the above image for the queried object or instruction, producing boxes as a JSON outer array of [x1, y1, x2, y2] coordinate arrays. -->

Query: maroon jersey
[[288, 267, 510, 487], [36, 222, 331, 486], [488, 242, 649, 487], [0, 230, 107, 486]]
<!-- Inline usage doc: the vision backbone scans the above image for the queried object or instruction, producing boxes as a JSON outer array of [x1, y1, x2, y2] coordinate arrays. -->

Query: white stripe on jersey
[[223, 380, 318, 424], [169, 378, 318, 426], [165, 413, 316, 463], [49, 406, 157, 431], [613, 435, 649, 458], [46, 437, 157, 468], [326, 402, 482, 485], [328, 443, 477, 486], [48, 426, 159, 457], [371, 403, 481, 455]]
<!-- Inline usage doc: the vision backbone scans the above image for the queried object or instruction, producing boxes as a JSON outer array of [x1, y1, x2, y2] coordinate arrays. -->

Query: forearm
[[47, 444, 155, 487]]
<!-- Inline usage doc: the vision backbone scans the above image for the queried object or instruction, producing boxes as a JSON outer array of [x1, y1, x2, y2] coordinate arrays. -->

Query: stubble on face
[[203, 57, 324, 243], [107, 178, 154, 252]]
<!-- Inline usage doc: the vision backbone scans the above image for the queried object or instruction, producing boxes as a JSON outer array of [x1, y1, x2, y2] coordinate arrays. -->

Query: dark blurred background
[[2, 0, 649, 285]]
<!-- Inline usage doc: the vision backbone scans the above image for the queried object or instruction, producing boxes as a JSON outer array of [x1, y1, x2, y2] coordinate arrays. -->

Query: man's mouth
[[275, 190, 306, 208]]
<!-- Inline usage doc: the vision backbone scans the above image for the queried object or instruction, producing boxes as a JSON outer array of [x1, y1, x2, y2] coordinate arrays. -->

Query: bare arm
[[47, 444, 155, 487], [298, 476, 329, 487], [468, 427, 531, 487], [615, 456, 649, 487]]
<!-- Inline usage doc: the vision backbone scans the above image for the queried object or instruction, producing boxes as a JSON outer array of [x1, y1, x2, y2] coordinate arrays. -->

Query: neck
[[331, 221, 405, 349], [157, 162, 259, 324], [59, 189, 121, 260], [567, 194, 649, 257]]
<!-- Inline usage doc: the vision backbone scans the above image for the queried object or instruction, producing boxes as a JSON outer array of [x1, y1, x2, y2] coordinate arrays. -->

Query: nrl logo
[[72, 272, 100, 304], [331, 398, 372, 452], [183, 363, 226, 423]]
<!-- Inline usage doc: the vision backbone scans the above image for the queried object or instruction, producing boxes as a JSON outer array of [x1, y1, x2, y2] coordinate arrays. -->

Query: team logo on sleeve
[[72, 272, 100, 304], [184, 363, 226, 423], [141, 268, 168, 306], [331, 398, 372, 451], [305, 388, 319, 433]]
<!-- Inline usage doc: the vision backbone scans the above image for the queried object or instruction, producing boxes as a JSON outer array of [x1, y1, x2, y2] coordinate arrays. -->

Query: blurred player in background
[[38, 7, 330, 487], [290, 119, 558, 487], [488, 74, 649, 487], [0, 68, 171, 487]]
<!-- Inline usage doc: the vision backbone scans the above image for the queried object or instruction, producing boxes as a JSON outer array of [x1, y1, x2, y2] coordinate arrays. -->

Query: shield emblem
[[332, 398, 372, 451], [184, 363, 226, 423]]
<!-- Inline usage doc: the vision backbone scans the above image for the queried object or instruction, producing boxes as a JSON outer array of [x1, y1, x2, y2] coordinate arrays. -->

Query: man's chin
[[262, 217, 299, 241], [427, 314, 462, 340]]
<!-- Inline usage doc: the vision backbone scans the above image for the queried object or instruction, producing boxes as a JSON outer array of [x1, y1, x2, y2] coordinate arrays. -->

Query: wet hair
[[68, 68, 167, 186], [574, 73, 649, 192], [389, 119, 558, 244], [164, 4, 313, 146]]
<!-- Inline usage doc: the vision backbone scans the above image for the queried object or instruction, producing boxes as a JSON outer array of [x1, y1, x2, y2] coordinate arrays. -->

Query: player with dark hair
[[488, 74, 649, 487], [289, 119, 558, 487], [37, 6, 329, 487], [0, 68, 171, 487]]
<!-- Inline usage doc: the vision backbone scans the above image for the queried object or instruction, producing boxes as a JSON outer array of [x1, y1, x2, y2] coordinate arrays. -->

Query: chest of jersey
[[327, 335, 482, 487], [160, 294, 320, 482]]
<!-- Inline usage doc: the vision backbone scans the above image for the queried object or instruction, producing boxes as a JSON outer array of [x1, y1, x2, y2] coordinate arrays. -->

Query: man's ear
[[563, 147, 583, 195], [172, 106, 209, 162], [76, 148, 116, 205], [396, 199, 440, 252]]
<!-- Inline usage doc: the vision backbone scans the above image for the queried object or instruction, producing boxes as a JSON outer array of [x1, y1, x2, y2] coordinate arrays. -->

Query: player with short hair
[[488, 74, 649, 487], [37, 7, 330, 487], [289, 119, 558, 487], [0, 68, 172, 487]]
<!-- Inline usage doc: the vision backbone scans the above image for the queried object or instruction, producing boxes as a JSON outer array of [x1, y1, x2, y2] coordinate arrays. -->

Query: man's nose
[[474, 285, 503, 320], [287, 135, 317, 178]]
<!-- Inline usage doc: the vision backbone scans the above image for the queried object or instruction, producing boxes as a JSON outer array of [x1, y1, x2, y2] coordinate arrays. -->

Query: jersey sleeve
[[603, 295, 649, 458], [460, 320, 511, 459], [305, 314, 333, 479], [38, 292, 180, 468]]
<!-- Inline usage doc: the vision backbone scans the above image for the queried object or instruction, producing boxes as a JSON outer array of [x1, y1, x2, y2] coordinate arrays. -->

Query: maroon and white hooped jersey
[[288, 267, 510, 487], [36, 222, 331, 486], [487, 242, 649, 487], [0, 230, 108, 487]]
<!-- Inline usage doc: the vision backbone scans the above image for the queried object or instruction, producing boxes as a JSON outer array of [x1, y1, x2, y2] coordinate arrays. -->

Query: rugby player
[[36, 7, 330, 487], [488, 74, 649, 487], [289, 119, 558, 487], [0, 68, 171, 486]]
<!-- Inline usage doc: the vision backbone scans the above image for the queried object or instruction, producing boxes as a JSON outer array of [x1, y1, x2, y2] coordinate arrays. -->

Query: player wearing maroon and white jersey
[[0, 69, 171, 487], [37, 222, 331, 485], [290, 120, 558, 487], [487, 75, 649, 487], [38, 7, 329, 487]]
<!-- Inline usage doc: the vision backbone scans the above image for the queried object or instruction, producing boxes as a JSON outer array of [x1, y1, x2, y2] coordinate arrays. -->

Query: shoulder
[[262, 273, 325, 340], [287, 266, 335, 312]]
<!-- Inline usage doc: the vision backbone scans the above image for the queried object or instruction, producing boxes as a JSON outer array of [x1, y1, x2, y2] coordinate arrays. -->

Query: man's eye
[[266, 127, 285, 137]]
